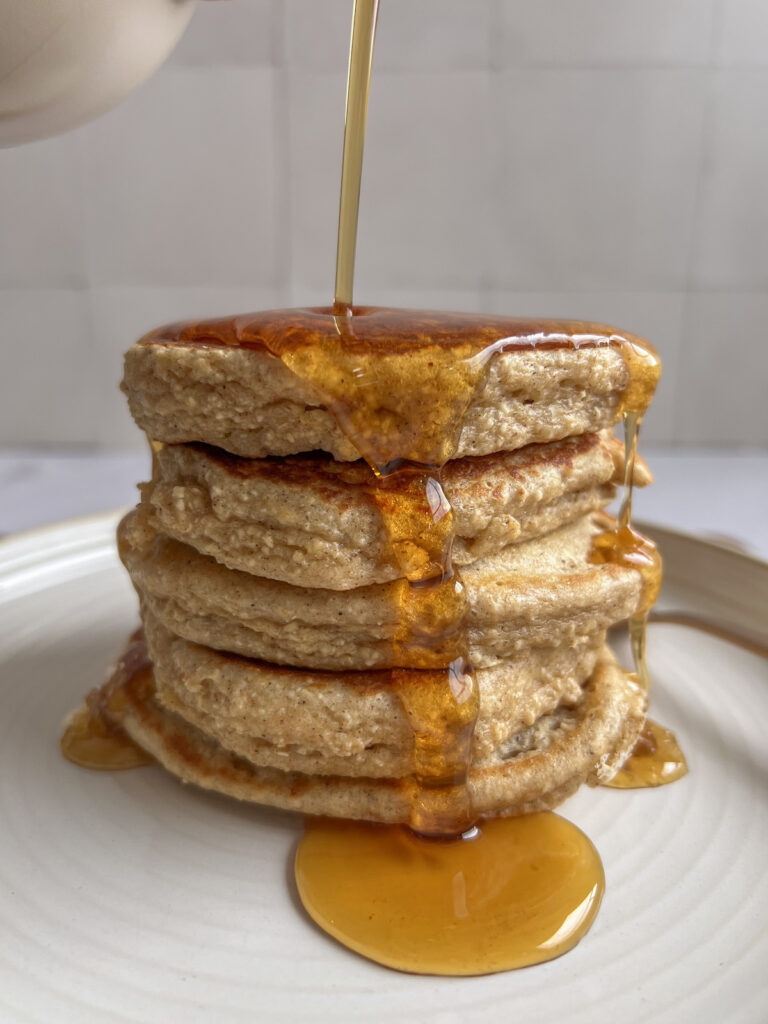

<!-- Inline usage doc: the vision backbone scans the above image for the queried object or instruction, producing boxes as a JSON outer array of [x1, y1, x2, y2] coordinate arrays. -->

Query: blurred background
[[1, 0, 767, 539]]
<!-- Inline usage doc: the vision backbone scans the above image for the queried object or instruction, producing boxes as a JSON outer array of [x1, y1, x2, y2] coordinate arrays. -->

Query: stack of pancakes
[[114, 313, 651, 822]]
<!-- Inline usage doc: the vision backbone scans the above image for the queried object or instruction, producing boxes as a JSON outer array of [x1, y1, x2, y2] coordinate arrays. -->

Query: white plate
[[1, 513, 766, 1024]]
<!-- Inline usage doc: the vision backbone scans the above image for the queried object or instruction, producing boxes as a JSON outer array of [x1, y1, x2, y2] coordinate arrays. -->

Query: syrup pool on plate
[[295, 814, 604, 976]]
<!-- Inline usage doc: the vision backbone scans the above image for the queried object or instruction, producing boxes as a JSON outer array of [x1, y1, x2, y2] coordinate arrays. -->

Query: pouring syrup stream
[[334, 0, 380, 311]]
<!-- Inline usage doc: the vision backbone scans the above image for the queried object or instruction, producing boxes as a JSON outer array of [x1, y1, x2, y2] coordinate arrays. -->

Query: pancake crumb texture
[[121, 510, 641, 670], [123, 343, 629, 461], [139, 432, 623, 588], [117, 643, 645, 822]]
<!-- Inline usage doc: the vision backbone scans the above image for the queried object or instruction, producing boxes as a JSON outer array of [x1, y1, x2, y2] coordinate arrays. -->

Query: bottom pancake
[[108, 637, 645, 824]]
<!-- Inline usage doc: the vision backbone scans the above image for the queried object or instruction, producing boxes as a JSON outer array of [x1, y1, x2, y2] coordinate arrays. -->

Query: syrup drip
[[295, 814, 604, 976], [60, 633, 153, 770], [616, 410, 658, 693], [590, 520, 661, 694], [392, 659, 478, 836], [589, 362, 688, 789], [372, 461, 478, 835], [605, 719, 688, 789]]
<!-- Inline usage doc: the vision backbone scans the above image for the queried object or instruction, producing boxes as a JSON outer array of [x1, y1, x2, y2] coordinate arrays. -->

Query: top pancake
[[121, 308, 655, 461]]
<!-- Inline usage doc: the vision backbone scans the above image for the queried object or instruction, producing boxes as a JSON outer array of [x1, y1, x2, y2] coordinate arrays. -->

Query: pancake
[[122, 318, 635, 461], [138, 431, 649, 590], [113, 637, 645, 822], [143, 609, 602, 776], [121, 510, 642, 671]]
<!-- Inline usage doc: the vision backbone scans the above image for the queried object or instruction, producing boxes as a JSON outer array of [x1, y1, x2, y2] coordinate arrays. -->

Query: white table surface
[[1, 446, 767, 560]]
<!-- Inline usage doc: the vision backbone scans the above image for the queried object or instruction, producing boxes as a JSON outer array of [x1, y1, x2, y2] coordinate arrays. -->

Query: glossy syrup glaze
[[605, 719, 688, 789], [296, 815, 604, 976], [139, 304, 661, 467], [590, 403, 686, 790]]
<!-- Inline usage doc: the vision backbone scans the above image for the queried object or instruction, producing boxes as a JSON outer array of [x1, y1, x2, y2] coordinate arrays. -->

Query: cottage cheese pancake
[[121, 510, 643, 671], [122, 308, 648, 462], [142, 612, 601, 778], [139, 431, 649, 590], [109, 635, 645, 823]]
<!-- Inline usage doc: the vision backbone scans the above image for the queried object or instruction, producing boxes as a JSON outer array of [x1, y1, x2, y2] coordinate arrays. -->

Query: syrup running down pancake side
[[588, 354, 688, 791]]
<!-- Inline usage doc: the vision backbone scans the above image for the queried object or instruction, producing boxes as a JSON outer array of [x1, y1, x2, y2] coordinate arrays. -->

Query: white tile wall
[[0, 133, 87, 287], [170, 0, 280, 67], [676, 293, 768, 444], [499, 0, 715, 67], [287, 70, 348, 294], [717, 0, 768, 66], [283, 1, 352, 73], [1, 0, 766, 449], [1, 291, 96, 445], [494, 69, 707, 291], [692, 70, 768, 289], [81, 66, 280, 288], [359, 70, 504, 291]]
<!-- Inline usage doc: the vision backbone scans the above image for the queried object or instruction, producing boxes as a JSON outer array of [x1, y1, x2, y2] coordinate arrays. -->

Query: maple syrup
[[295, 814, 604, 976], [334, 0, 379, 311], [588, 364, 689, 788], [60, 633, 153, 770], [591, 520, 661, 694], [591, 395, 689, 792], [289, 0, 624, 972], [605, 719, 688, 789]]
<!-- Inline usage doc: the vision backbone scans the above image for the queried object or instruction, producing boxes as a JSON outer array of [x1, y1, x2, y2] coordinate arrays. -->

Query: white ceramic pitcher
[[0, 0, 197, 146]]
